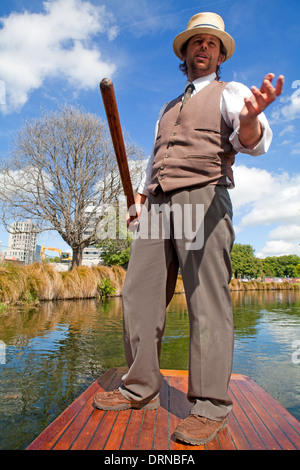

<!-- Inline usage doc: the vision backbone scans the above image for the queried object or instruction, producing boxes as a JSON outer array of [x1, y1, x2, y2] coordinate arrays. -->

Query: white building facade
[[3, 220, 40, 264]]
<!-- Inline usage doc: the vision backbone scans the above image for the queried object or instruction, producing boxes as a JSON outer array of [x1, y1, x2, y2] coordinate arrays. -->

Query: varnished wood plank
[[52, 399, 94, 450], [87, 411, 118, 450], [227, 408, 251, 450], [26, 369, 300, 451], [169, 375, 191, 450], [104, 409, 132, 450], [52, 373, 117, 450], [85, 371, 125, 450], [120, 410, 144, 450], [229, 380, 281, 450], [137, 410, 157, 450], [244, 377, 300, 449], [71, 408, 105, 450], [236, 378, 295, 450], [205, 437, 221, 450], [27, 367, 117, 450], [216, 426, 236, 450], [228, 383, 266, 449], [160, 369, 189, 377], [152, 377, 170, 450]]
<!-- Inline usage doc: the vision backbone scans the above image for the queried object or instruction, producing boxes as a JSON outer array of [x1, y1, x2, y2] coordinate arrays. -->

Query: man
[[94, 12, 284, 445]]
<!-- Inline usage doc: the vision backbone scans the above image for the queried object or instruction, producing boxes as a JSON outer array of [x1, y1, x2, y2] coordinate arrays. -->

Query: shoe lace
[[192, 415, 208, 425], [107, 389, 120, 396]]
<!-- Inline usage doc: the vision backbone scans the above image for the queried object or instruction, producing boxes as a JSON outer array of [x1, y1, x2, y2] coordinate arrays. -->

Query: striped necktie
[[181, 83, 195, 110]]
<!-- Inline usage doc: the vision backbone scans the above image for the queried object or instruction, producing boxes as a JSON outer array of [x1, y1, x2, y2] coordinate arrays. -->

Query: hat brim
[[173, 27, 235, 62]]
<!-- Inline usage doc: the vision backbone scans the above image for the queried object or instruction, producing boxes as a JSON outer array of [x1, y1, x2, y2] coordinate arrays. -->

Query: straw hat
[[173, 12, 235, 62]]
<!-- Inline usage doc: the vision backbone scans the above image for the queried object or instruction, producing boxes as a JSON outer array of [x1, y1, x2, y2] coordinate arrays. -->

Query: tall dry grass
[[0, 262, 299, 304], [0, 263, 28, 303], [229, 279, 300, 291], [0, 262, 127, 303]]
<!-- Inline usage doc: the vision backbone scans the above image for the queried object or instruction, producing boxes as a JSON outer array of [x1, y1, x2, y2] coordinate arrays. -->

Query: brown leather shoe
[[93, 389, 160, 411], [174, 414, 228, 445]]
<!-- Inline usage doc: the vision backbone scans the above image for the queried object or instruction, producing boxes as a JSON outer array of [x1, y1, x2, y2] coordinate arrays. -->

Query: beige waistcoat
[[147, 80, 237, 194]]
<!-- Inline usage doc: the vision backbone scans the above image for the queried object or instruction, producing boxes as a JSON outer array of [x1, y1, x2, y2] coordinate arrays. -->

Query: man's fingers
[[263, 79, 277, 101], [250, 86, 268, 111], [251, 73, 285, 112], [242, 73, 284, 118], [275, 75, 284, 97], [244, 96, 259, 114], [264, 72, 275, 82], [261, 73, 284, 97]]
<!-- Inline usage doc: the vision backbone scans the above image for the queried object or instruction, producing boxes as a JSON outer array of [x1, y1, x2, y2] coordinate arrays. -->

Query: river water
[[0, 289, 300, 450]]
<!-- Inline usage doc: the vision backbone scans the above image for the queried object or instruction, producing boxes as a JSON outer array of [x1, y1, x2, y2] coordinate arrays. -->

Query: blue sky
[[0, 0, 300, 258]]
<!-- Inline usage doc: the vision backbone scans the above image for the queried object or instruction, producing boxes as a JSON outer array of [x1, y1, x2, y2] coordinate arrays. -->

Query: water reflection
[[231, 290, 300, 424], [0, 290, 299, 450]]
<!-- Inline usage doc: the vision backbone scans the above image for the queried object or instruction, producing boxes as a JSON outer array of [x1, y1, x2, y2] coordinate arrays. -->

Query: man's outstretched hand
[[243, 73, 284, 118], [238, 73, 284, 149]]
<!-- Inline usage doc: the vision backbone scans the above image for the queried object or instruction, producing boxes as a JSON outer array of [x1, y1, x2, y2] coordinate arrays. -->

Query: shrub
[[97, 277, 116, 299]]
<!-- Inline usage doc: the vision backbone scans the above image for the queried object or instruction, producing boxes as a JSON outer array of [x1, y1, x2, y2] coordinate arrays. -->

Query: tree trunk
[[71, 246, 83, 269]]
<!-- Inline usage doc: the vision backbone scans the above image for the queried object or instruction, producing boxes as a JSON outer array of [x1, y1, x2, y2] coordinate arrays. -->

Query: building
[[3, 220, 40, 264], [82, 205, 102, 262]]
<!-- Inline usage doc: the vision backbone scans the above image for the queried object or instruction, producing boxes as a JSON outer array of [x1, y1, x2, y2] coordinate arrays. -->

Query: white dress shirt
[[138, 72, 273, 196]]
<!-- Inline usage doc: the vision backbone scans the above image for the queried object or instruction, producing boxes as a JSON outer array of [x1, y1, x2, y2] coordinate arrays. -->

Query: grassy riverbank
[[0, 262, 299, 305], [229, 278, 300, 292], [0, 262, 127, 304]]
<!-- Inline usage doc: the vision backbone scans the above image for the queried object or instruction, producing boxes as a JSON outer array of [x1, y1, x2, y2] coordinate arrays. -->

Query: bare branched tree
[[0, 105, 146, 268]]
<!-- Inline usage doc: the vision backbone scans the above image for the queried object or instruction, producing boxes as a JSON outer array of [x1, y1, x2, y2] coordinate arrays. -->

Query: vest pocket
[[186, 154, 219, 162], [194, 127, 219, 134]]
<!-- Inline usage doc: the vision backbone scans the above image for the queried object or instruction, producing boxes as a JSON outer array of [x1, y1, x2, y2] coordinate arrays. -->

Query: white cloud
[[0, 0, 118, 112], [259, 225, 300, 258], [256, 240, 300, 258], [291, 143, 300, 155], [279, 124, 295, 136], [230, 165, 275, 211], [106, 0, 183, 37], [269, 224, 300, 241], [271, 80, 300, 122], [231, 165, 300, 258]]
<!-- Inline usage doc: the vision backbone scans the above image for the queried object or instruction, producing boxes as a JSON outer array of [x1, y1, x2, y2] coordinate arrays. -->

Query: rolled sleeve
[[137, 150, 154, 196], [230, 116, 273, 156], [222, 81, 273, 156]]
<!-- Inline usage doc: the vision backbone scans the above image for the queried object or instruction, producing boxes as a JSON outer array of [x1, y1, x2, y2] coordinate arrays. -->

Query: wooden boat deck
[[27, 368, 300, 451]]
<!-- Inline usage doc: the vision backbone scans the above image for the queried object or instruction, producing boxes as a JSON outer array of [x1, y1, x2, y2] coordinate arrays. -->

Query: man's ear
[[218, 53, 225, 65]]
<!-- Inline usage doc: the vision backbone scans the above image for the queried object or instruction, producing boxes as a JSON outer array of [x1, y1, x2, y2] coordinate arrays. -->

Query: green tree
[[261, 257, 283, 277], [262, 254, 300, 277], [97, 206, 133, 266], [230, 244, 261, 279]]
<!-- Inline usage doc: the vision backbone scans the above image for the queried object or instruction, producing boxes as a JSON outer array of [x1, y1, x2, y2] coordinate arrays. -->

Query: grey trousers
[[120, 184, 235, 420]]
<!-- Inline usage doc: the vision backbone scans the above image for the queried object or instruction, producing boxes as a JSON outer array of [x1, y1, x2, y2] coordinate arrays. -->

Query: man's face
[[182, 34, 225, 81]]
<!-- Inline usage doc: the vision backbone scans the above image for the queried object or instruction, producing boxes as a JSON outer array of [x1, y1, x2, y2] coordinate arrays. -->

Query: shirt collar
[[184, 72, 216, 95]]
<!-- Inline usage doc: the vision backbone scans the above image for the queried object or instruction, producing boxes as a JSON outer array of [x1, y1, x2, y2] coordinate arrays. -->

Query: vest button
[[171, 132, 176, 136], [160, 166, 164, 170], [165, 154, 169, 158], [168, 142, 174, 147], [158, 176, 163, 180]]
